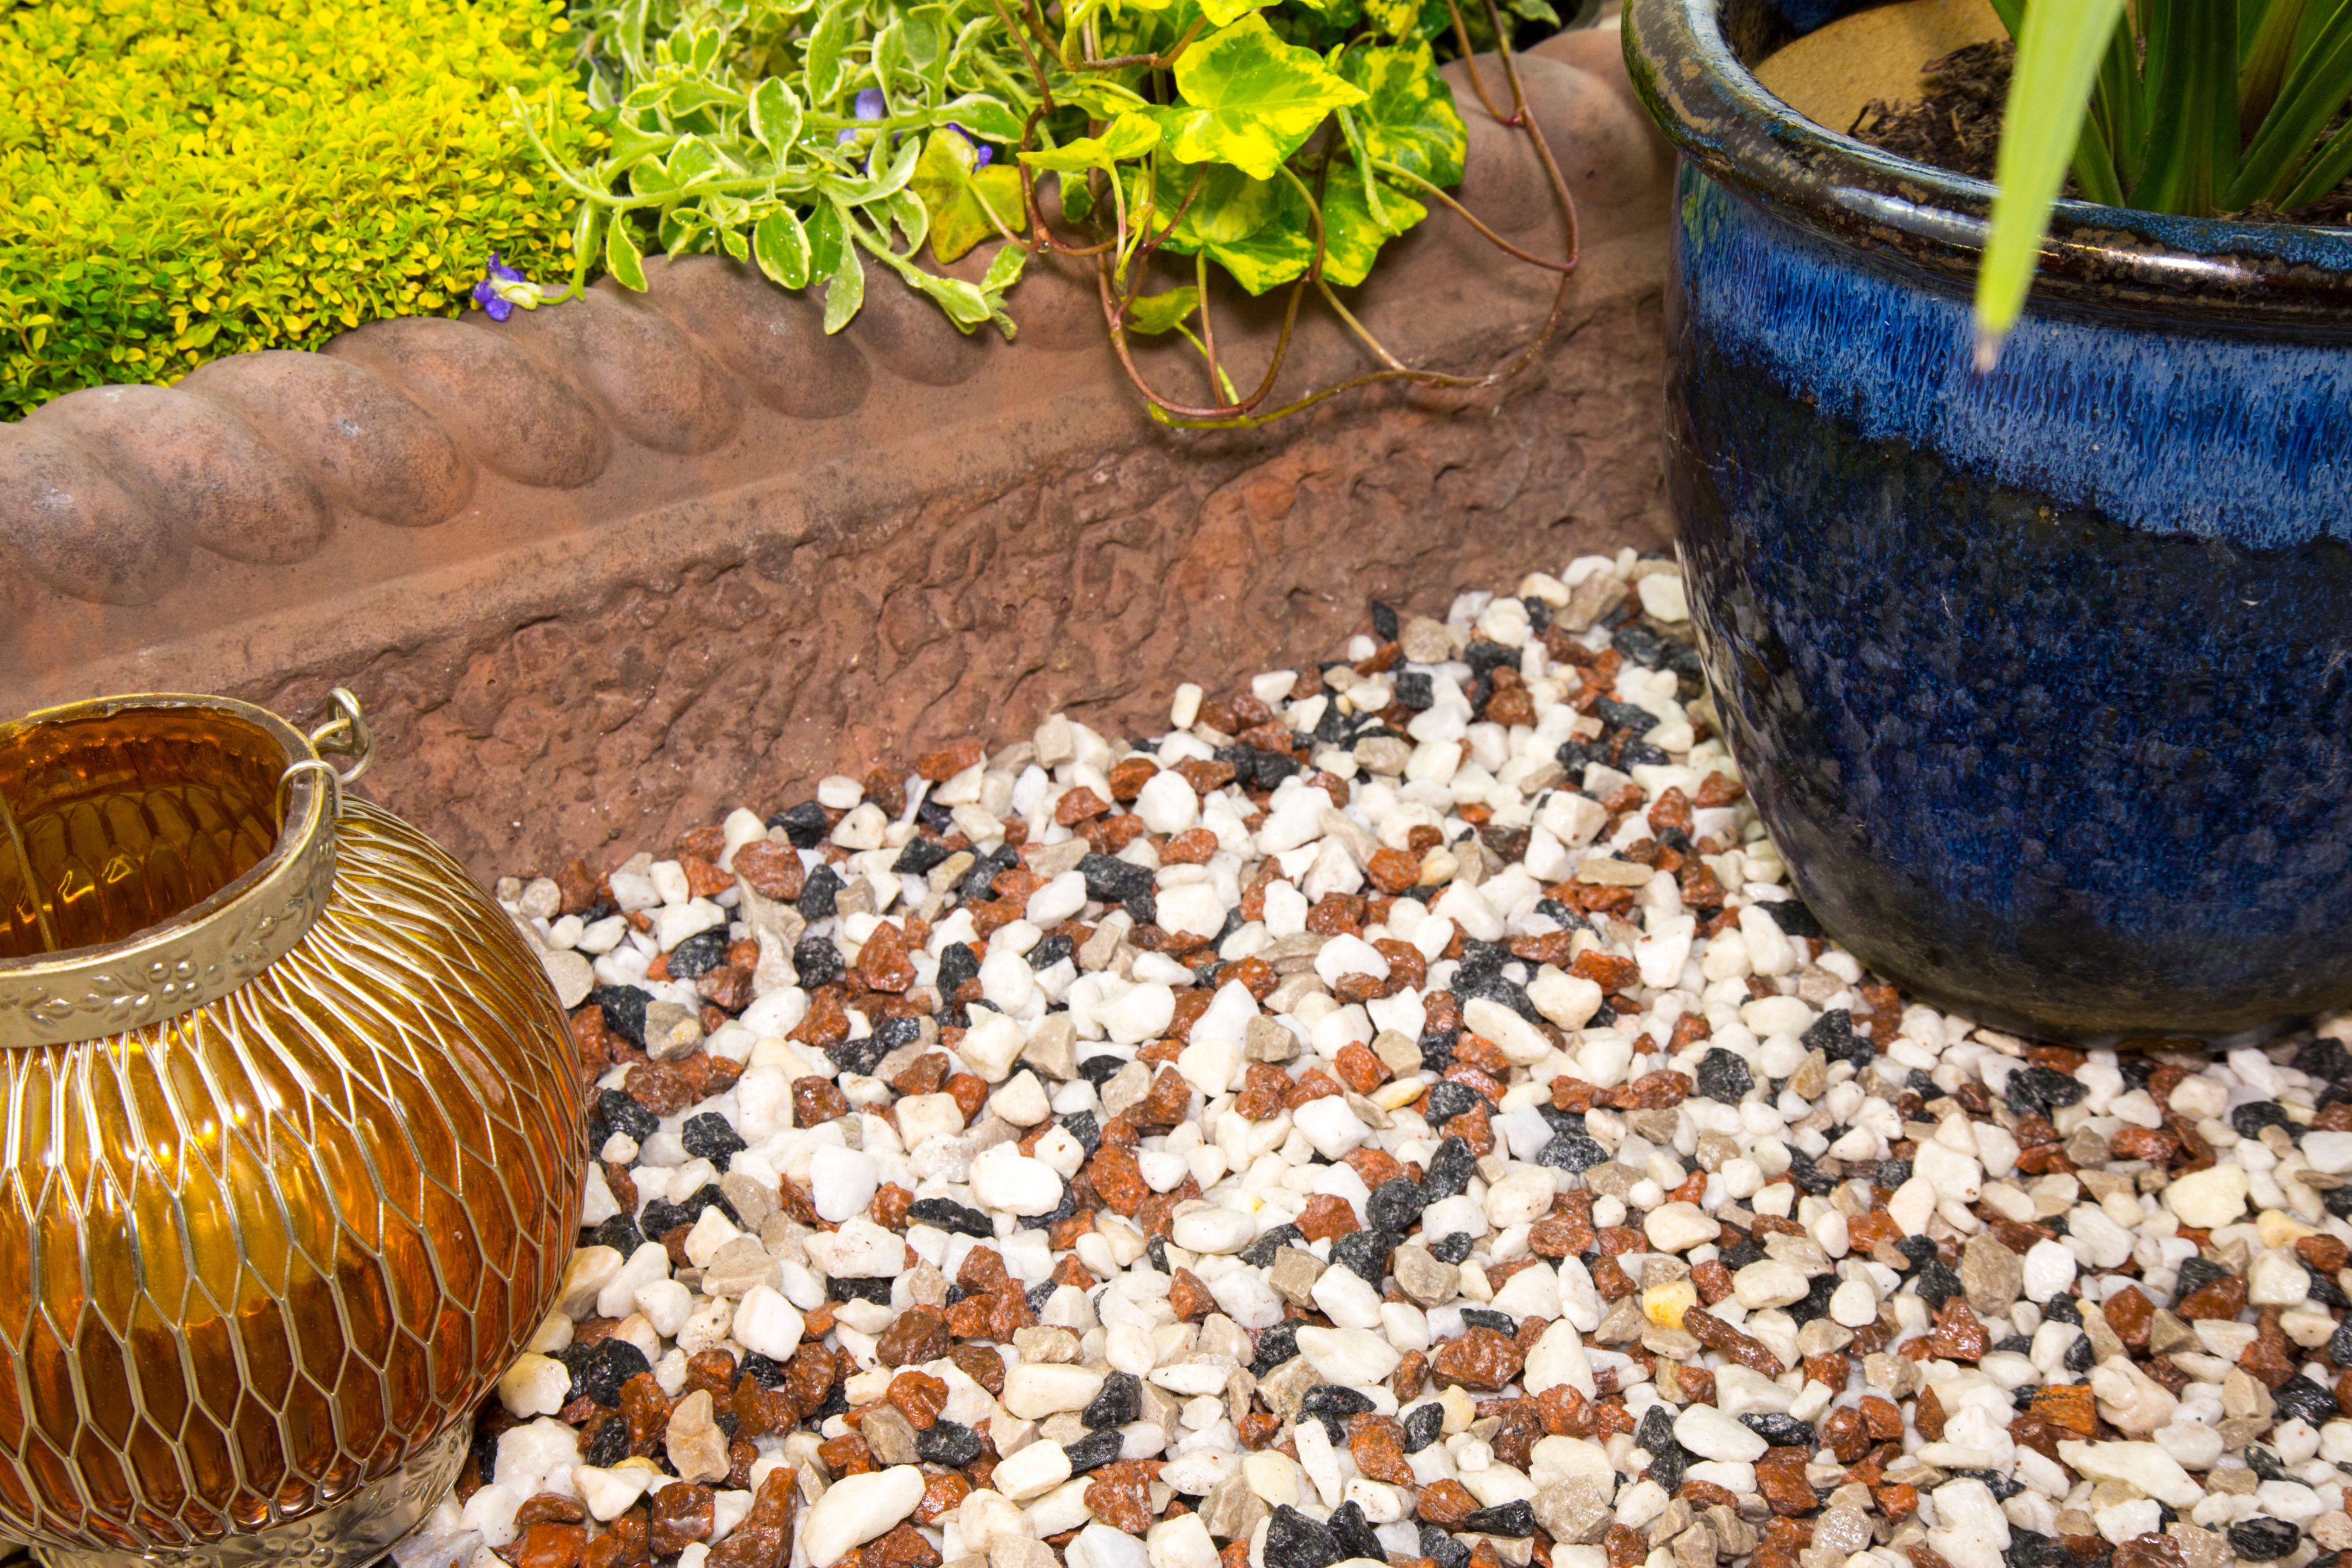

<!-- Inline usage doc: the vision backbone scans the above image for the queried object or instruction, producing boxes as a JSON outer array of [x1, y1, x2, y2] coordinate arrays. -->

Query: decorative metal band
[[24, 1419, 469, 1568], [0, 694, 338, 1049]]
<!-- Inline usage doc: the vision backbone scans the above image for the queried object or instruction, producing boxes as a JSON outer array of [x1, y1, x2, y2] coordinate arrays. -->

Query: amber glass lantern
[[0, 693, 584, 1568]]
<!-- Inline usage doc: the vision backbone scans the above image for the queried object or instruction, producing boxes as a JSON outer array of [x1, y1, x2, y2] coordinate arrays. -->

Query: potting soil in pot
[[427, 551, 2352, 1568]]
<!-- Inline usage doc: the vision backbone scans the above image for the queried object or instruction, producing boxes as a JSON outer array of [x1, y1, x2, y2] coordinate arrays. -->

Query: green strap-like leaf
[[1155, 14, 1368, 182], [2132, 0, 2240, 213], [1972, 0, 2130, 363], [2229, 0, 2352, 206]]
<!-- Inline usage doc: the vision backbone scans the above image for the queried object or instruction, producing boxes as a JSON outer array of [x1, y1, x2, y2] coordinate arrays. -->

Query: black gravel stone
[[582, 1415, 629, 1468], [1018, 1185, 1081, 1232], [1419, 1531, 1470, 1568], [1739, 1412, 1815, 1447], [934, 941, 980, 998], [1895, 1235, 1940, 1269], [1592, 697, 1658, 736], [1392, 671, 1435, 711], [1538, 1132, 1608, 1172], [1077, 1054, 1127, 1086], [2173, 1256, 2230, 1299], [1720, 1233, 1766, 1271], [1028, 933, 1075, 971], [1462, 1503, 1534, 1538], [1422, 1137, 1478, 1201], [1636, 1402, 1688, 1490], [1694, 1048, 1754, 1103], [828, 1033, 889, 1077], [1025, 1281, 1060, 1313], [2006, 1532, 2071, 1568], [1403, 1401, 1444, 1452], [2273, 1372, 2339, 1425], [2229, 1520, 2300, 1561], [918, 1420, 983, 1466], [1912, 1259, 1962, 1309], [893, 835, 951, 875], [1429, 1231, 1475, 1265], [589, 984, 652, 1047], [599, 1088, 659, 1143], [1252, 1321, 1301, 1375], [1425, 1081, 1479, 1124], [2042, 1293, 2082, 1325], [827, 1275, 893, 1303], [959, 847, 1017, 903], [2247, 1446, 2291, 1482], [1302, 1383, 1377, 1441], [1419, 1028, 1459, 1072], [680, 1112, 746, 1164], [1060, 1110, 1102, 1157], [1760, 899, 1823, 938], [1333, 1228, 1399, 1286], [1790, 1272, 1839, 1325], [737, 1352, 787, 1390], [666, 929, 730, 980], [1329, 1500, 1387, 1564], [1461, 1308, 1516, 1334], [769, 801, 830, 847], [1874, 1158, 1913, 1188], [2330, 1316, 2352, 1369], [1267, 1506, 1343, 1568], [2328, 1183, 2352, 1219], [1080, 852, 1155, 908], [1368, 1178, 1429, 1232], [794, 935, 843, 989], [1242, 1223, 1306, 1268], [2231, 1100, 2295, 1139], [638, 1183, 734, 1239], [1785, 1150, 1836, 1195], [1371, 601, 1400, 642], [797, 863, 843, 920], [2008, 1066, 2087, 1116], [585, 1214, 643, 1255], [2064, 1333, 2094, 1373], [1801, 1007, 1867, 1066], [1063, 1427, 1124, 1472], [2296, 1037, 2352, 1084], [1083, 1372, 1143, 1429], [561, 1338, 651, 1406], [908, 1198, 992, 1236]]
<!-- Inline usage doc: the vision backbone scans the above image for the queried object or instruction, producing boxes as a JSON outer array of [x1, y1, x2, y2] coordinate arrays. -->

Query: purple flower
[[950, 122, 994, 167], [472, 253, 528, 322], [838, 88, 888, 145]]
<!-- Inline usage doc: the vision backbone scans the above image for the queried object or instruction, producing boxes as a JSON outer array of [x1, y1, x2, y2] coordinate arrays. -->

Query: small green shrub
[[0, 0, 599, 419]]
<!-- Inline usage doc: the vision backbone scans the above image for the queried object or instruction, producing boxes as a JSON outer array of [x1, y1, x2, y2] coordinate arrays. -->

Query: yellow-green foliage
[[0, 0, 598, 419]]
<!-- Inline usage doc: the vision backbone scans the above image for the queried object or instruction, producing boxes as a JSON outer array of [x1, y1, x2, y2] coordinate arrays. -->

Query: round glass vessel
[[0, 693, 584, 1568]]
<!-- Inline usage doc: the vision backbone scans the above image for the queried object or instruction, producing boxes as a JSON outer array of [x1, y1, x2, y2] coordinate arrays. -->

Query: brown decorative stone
[[1431, 1327, 1524, 1391], [876, 1306, 950, 1368], [640, 255, 872, 419], [327, 316, 612, 489], [0, 420, 186, 604], [499, 284, 743, 455], [180, 350, 476, 527]]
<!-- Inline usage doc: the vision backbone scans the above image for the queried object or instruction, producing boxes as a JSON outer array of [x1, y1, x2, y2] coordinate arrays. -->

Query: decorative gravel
[[415, 550, 2352, 1568]]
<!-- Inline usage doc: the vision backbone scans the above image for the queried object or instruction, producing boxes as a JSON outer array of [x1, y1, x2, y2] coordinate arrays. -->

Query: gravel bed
[[415, 550, 2352, 1568]]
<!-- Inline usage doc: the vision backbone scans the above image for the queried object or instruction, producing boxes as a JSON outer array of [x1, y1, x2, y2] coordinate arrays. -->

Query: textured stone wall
[[0, 29, 1676, 879]]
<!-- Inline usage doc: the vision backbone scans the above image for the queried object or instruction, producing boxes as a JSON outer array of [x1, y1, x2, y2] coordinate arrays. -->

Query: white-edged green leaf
[[821, 238, 865, 330], [749, 78, 804, 157], [806, 0, 851, 103], [606, 213, 649, 290], [983, 242, 1028, 293], [753, 207, 813, 286]]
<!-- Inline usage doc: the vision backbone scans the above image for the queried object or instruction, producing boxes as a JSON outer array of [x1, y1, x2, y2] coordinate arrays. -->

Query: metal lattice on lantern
[[0, 691, 584, 1568]]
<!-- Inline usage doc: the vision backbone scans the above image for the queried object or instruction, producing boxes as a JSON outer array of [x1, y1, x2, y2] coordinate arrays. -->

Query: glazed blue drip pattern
[[1678, 175, 2352, 549], [1667, 168, 2352, 1034]]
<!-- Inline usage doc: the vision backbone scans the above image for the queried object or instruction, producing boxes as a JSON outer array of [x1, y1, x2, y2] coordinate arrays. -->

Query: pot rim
[[0, 693, 337, 1048], [1622, 0, 2352, 327]]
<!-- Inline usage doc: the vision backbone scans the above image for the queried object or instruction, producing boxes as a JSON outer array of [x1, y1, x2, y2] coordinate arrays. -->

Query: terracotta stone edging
[[0, 31, 1676, 879]]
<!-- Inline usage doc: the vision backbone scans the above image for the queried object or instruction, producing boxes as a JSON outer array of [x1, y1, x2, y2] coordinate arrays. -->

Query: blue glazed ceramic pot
[[1624, 0, 2352, 1036]]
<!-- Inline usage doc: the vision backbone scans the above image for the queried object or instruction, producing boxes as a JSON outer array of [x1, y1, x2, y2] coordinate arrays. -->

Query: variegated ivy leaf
[[1314, 170, 1425, 286], [1124, 285, 1201, 333], [1018, 111, 1161, 172], [1157, 14, 1367, 182], [1197, 0, 1277, 26], [912, 130, 1025, 263], [1341, 41, 1465, 186]]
